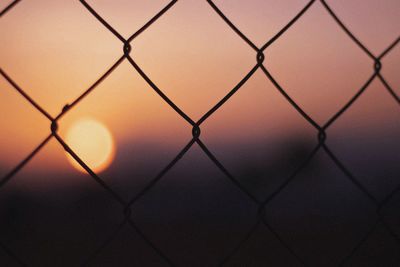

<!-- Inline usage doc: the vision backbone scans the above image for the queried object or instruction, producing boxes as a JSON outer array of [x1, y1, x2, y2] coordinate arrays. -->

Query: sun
[[65, 118, 115, 173]]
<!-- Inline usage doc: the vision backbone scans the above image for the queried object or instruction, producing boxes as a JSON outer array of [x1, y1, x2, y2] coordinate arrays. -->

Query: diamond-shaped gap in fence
[[84, 224, 170, 267], [210, 0, 312, 47], [131, 0, 255, 120], [70, 182, 172, 267], [0, 0, 121, 116], [326, 78, 400, 200], [130, 145, 258, 267], [57, 59, 189, 201], [323, 0, 400, 55], [0, 76, 49, 182], [265, 1, 372, 126], [265, 150, 378, 267], [83, 0, 173, 39], [223, 222, 304, 267], [200, 70, 316, 200]]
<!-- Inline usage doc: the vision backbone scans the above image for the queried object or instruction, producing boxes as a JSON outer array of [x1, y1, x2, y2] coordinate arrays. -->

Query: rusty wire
[[1, 0, 399, 266]]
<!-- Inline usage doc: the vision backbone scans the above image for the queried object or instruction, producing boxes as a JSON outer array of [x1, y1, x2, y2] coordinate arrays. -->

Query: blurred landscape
[[0, 132, 399, 266]]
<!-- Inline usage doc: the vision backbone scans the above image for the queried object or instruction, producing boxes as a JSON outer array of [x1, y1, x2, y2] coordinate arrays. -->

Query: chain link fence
[[1, 0, 399, 266]]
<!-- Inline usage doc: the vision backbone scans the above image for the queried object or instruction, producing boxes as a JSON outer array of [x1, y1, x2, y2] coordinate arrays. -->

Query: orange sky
[[0, 0, 399, 187]]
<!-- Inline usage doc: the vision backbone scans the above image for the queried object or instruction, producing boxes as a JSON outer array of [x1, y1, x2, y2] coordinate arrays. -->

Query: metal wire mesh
[[1, 0, 399, 266]]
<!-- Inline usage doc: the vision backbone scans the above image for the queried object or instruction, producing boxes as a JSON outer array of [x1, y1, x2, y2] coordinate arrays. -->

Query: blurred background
[[0, 0, 399, 266]]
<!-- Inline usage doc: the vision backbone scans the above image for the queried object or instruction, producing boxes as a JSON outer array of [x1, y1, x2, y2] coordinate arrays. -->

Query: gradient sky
[[0, 0, 399, 189]]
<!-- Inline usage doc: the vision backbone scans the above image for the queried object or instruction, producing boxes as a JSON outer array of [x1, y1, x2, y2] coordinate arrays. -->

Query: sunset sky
[[0, 0, 399, 191]]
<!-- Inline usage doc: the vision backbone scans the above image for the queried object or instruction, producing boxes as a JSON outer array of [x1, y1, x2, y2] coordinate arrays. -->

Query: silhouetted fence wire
[[1, 0, 399, 266]]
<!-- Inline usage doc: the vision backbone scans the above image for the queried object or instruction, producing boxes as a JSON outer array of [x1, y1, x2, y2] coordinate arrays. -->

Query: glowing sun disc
[[65, 119, 115, 173]]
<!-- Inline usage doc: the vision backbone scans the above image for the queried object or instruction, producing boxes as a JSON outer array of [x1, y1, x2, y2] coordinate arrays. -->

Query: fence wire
[[1, 0, 399, 266]]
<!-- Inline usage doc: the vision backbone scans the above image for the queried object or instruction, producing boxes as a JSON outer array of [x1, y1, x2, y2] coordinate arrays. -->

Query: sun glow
[[65, 119, 115, 173]]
